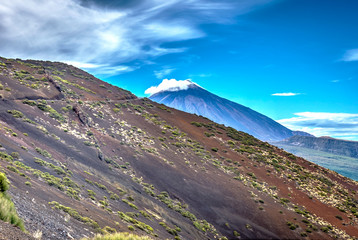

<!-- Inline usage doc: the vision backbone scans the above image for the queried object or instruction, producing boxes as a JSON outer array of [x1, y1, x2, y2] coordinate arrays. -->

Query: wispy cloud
[[271, 92, 301, 96], [0, 0, 272, 74], [189, 73, 212, 78], [342, 48, 358, 61], [154, 67, 175, 79], [278, 112, 358, 140], [64, 61, 135, 76], [90, 65, 137, 76]]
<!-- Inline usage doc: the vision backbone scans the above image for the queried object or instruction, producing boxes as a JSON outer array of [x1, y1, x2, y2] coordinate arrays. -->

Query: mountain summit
[[148, 79, 310, 142]]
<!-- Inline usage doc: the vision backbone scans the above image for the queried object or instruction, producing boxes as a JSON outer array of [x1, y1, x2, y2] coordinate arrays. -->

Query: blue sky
[[0, 0, 357, 140]]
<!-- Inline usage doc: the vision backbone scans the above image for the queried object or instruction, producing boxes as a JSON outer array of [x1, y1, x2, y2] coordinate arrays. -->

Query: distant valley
[[276, 135, 358, 159], [274, 136, 358, 181]]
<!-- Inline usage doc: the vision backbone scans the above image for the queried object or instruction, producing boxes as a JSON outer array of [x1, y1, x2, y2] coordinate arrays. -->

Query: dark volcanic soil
[[0, 220, 34, 240]]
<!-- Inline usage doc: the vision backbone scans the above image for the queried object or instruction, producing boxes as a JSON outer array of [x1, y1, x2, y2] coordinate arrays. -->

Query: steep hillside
[[277, 135, 358, 159], [149, 81, 311, 142], [0, 57, 357, 240]]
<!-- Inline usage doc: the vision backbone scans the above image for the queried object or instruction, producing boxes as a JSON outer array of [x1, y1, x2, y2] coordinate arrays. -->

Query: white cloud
[[64, 61, 104, 69], [277, 112, 358, 140], [342, 48, 358, 61], [271, 92, 301, 96], [0, 0, 272, 74], [145, 78, 198, 95], [63, 61, 135, 76], [154, 68, 175, 79]]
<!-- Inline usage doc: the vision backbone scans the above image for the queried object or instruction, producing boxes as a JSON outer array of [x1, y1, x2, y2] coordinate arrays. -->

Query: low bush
[[7, 110, 24, 118]]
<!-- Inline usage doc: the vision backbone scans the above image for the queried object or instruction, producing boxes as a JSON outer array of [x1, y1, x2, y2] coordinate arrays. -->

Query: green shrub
[[286, 222, 297, 230], [22, 99, 37, 106], [103, 226, 116, 234], [7, 166, 19, 173], [110, 193, 119, 200], [7, 110, 24, 118], [122, 199, 138, 210], [10, 152, 20, 159], [211, 147, 218, 152], [0, 172, 25, 231], [35, 147, 52, 158], [191, 122, 202, 127], [0, 152, 14, 162], [117, 211, 153, 234], [49, 201, 99, 229], [0, 172, 9, 192], [204, 132, 214, 137]]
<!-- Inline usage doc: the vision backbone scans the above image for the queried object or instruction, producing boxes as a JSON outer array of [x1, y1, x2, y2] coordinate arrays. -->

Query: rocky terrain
[[0, 57, 357, 239], [0, 220, 34, 240]]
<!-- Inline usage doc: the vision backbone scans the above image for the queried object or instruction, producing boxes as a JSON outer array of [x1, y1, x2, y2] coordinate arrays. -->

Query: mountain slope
[[0, 57, 357, 240], [149, 81, 310, 142]]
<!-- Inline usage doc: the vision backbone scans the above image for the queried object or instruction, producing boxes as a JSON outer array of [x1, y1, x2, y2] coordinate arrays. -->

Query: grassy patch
[[0, 172, 25, 231], [49, 201, 99, 229]]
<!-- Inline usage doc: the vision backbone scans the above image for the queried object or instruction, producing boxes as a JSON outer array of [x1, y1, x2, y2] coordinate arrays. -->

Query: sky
[[0, 0, 357, 140]]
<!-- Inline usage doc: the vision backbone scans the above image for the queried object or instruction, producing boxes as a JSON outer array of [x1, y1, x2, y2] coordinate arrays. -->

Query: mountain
[[277, 135, 358, 159], [149, 81, 311, 142], [0, 57, 357, 240]]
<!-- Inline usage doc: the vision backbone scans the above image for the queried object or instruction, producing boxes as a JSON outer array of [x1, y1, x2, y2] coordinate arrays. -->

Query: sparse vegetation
[[35, 147, 52, 158], [49, 201, 99, 229], [117, 211, 153, 234]]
